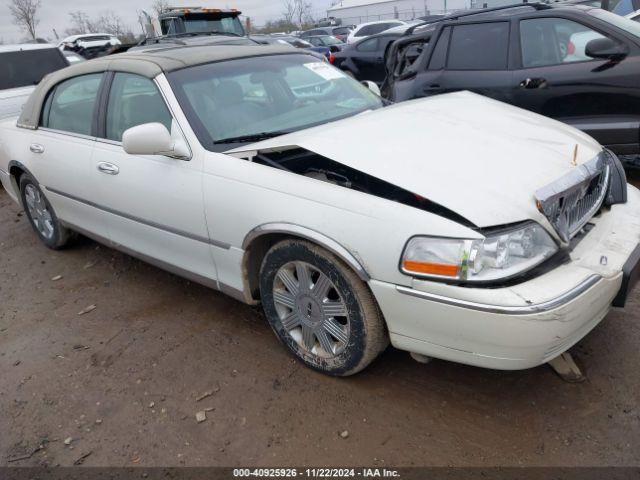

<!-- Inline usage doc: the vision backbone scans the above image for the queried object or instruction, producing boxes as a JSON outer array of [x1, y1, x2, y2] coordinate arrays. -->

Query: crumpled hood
[[229, 91, 603, 228]]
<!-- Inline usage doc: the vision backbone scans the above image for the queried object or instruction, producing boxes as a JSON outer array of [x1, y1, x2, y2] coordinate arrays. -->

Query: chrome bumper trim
[[396, 274, 603, 315]]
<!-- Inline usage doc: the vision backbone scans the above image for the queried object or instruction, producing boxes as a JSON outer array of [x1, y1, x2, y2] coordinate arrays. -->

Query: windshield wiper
[[214, 131, 292, 144]]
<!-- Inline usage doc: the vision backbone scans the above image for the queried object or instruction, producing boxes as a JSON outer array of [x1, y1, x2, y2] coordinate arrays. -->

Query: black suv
[[384, 4, 640, 156]]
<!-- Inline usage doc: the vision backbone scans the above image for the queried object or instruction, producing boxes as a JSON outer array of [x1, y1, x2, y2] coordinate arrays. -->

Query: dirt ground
[[1, 181, 639, 468]]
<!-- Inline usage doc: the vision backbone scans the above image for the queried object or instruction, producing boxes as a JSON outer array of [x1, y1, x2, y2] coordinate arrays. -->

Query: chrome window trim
[[38, 127, 96, 142], [396, 274, 602, 315], [45, 186, 230, 250]]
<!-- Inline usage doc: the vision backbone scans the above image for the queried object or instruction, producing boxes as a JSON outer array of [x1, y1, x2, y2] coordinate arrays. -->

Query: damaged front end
[[230, 146, 475, 228], [535, 150, 627, 244]]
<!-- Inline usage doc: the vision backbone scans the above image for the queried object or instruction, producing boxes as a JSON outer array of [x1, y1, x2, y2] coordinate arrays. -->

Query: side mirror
[[122, 122, 190, 159], [585, 37, 628, 61], [361, 80, 381, 96]]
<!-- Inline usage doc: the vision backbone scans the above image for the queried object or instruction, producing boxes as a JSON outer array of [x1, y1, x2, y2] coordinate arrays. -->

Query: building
[[326, 0, 473, 25]]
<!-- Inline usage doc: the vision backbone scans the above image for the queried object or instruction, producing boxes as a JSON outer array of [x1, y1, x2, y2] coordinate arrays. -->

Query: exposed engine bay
[[245, 147, 474, 227]]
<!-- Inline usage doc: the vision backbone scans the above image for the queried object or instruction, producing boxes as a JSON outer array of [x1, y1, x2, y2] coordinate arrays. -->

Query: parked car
[[333, 31, 404, 83], [0, 44, 69, 120], [304, 35, 346, 53], [2, 44, 638, 376], [315, 17, 343, 27], [59, 34, 121, 59], [346, 20, 407, 43], [301, 26, 354, 42], [250, 35, 332, 60], [385, 3, 640, 156]]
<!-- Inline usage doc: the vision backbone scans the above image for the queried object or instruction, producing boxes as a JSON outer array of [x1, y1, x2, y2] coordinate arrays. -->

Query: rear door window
[[0, 49, 68, 90], [428, 27, 451, 70], [105, 73, 172, 142], [447, 22, 509, 70], [42, 74, 103, 136]]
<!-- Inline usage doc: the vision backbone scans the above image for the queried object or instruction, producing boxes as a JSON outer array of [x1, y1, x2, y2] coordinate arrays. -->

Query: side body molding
[[242, 222, 371, 282]]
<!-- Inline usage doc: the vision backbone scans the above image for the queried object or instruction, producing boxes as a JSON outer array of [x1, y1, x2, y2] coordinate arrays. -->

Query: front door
[[90, 72, 217, 283], [511, 16, 640, 153]]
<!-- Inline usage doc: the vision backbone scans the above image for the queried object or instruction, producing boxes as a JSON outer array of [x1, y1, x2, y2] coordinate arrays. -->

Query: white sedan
[[346, 20, 407, 43], [1, 44, 639, 376]]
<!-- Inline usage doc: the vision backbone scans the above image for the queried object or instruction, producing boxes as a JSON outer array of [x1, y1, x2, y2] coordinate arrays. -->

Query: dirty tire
[[260, 239, 388, 376], [19, 173, 72, 250]]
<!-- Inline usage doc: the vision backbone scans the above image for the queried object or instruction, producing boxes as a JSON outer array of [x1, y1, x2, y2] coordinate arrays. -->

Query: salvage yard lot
[[1, 182, 639, 467]]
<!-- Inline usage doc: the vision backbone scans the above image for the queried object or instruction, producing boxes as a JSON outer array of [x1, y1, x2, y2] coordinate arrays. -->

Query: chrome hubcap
[[24, 184, 54, 240], [273, 261, 350, 358]]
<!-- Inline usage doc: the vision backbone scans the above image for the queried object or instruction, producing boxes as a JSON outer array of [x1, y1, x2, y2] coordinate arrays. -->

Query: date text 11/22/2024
[[232, 468, 401, 478]]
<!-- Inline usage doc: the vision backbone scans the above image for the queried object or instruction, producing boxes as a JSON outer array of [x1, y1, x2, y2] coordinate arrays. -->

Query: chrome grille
[[535, 152, 611, 243]]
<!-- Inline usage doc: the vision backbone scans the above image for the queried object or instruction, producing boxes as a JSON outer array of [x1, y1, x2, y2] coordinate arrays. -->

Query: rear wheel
[[259, 239, 388, 376], [19, 173, 71, 250]]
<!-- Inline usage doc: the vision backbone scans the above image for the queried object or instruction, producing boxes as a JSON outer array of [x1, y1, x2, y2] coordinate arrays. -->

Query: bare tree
[[9, 0, 41, 40], [294, 0, 314, 28], [282, 0, 296, 25], [96, 10, 128, 37], [151, 0, 170, 16], [66, 10, 95, 35]]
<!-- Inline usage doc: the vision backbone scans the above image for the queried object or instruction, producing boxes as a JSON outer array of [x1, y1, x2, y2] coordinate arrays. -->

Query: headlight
[[400, 222, 558, 283]]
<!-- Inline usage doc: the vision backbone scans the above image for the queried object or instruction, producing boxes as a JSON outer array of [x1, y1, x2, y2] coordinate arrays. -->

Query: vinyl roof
[[17, 44, 302, 130]]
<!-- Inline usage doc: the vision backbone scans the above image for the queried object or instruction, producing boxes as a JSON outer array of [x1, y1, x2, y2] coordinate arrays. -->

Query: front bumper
[[370, 186, 640, 370]]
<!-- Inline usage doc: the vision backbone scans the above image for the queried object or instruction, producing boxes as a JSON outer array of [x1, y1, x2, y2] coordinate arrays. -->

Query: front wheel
[[259, 239, 388, 376]]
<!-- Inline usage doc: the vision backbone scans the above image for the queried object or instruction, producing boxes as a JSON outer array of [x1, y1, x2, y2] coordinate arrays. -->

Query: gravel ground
[[1, 182, 639, 467]]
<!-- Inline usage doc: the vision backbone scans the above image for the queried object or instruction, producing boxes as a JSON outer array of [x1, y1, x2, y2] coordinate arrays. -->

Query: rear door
[[511, 16, 640, 153], [423, 22, 514, 103], [30, 72, 109, 237]]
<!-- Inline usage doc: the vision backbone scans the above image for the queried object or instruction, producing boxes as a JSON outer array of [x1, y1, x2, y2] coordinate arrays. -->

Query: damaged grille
[[535, 151, 611, 243]]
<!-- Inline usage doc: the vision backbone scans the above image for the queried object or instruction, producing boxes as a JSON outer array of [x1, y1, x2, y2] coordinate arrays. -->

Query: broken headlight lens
[[401, 222, 558, 283]]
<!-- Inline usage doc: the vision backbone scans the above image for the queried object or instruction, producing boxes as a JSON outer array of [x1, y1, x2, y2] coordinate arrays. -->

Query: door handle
[[426, 84, 441, 90], [97, 162, 119, 175], [519, 77, 548, 89], [30, 143, 44, 154]]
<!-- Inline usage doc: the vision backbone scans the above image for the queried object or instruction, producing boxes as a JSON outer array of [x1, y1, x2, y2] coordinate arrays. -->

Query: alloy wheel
[[24, 184, 54, 240], [272, 261, 350, 358]]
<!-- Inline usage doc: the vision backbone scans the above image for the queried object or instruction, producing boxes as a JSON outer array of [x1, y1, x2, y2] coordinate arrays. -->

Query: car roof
[[17, 44, 307, 130], [355, 19, 406, 28], [402, 2, 596, 34], [0, 43, 58, 53]]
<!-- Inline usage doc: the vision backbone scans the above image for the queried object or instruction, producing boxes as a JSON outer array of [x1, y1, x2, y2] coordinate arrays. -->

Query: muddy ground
[[1, 181, 639, 468]]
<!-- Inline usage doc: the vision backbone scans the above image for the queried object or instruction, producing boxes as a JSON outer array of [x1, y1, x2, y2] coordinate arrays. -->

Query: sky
[[0, 0, 333, 43]]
